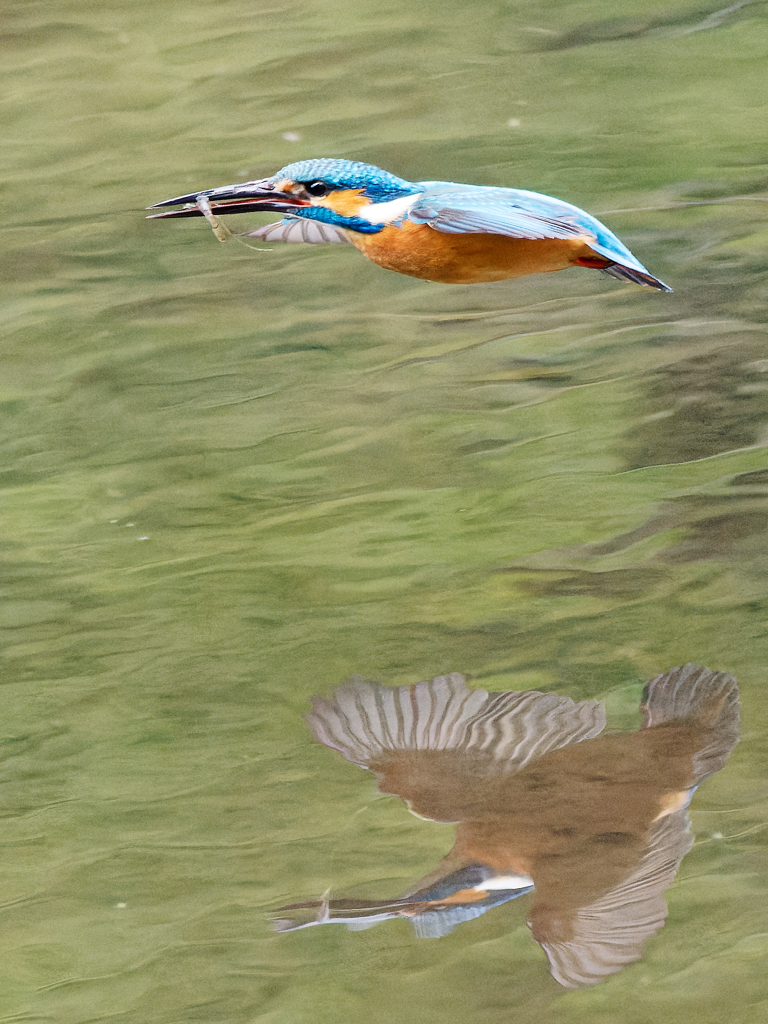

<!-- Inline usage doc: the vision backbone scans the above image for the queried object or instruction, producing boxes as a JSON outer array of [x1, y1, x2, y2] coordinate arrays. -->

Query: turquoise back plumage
[[410, 181, 650, 276]]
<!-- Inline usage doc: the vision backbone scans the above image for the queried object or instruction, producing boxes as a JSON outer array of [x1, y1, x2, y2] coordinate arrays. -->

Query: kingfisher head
[[148, 158, 423, 233], [268, 158, 419, 204]]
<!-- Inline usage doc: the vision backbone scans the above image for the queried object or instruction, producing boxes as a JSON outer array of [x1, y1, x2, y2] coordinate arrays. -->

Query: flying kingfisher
[[148, 158, 672, 291]]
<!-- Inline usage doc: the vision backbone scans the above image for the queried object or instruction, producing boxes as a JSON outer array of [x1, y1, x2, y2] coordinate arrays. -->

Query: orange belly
[[345, 220, 607, 284]]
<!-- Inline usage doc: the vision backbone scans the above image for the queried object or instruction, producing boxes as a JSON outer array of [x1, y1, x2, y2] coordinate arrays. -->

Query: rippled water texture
[[2, 1, 768, 1022]]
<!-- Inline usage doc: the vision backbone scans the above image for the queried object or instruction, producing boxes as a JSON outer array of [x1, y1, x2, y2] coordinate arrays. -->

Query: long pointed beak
[[146, 178, 309, 219]]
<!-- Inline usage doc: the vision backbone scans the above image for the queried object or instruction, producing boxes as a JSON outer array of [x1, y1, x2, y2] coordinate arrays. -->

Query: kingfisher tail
[[601, 263, 672, 292]]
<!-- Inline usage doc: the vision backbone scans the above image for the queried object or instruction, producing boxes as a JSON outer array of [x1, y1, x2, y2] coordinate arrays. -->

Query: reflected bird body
[[148, 158, 672, 291], [274, 665, 738, 988]]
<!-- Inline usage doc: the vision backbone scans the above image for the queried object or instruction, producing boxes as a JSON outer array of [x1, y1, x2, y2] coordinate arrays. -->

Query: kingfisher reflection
[[274, 664, 739, 988]]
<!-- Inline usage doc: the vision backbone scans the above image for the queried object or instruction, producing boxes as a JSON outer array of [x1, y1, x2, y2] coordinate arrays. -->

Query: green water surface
[[2, 1, 768, 1021]]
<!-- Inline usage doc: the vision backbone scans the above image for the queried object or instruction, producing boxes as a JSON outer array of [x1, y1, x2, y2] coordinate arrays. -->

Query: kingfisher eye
[[304, 180, 330, 197]]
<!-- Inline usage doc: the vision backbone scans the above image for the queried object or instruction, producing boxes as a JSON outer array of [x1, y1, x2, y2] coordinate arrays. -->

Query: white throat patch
[[357, 192, 422, 225], [477, 874, 534, 891]]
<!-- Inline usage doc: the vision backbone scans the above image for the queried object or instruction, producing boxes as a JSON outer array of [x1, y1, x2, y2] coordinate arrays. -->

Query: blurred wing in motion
[[243, 218, 351, 244]]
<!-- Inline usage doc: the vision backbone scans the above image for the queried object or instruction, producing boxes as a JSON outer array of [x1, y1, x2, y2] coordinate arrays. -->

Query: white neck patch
[[476, 874, 534, 891], [356, 192, 422, 224]]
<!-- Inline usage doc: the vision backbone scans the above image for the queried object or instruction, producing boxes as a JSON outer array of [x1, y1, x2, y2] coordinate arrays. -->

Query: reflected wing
[[641, 663, 740, 783], [242, 218, 351, 244], [536, 809, 693, 988], [309, 675, 604, 821], [309, 674, 605, 770], [410, 182, 669, 290], [308, 674, 605, 819]]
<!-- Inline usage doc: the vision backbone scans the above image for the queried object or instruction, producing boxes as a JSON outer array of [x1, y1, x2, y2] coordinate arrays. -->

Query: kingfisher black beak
[[146, 179, 309, 219]]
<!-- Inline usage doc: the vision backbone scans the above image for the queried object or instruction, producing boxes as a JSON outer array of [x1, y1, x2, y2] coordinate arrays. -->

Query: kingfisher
[[148, 158, 671, 291], [272, 665, 738, 987]]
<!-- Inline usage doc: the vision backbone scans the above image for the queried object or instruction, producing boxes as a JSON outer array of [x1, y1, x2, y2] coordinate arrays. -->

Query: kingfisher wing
[[641, 663, 740, 783], [410, 182, 665, 286], [307, 674, 605, 821], [242, 217, 351, 244], [537, 809, 693, 988], [308, 674, 605, 771]]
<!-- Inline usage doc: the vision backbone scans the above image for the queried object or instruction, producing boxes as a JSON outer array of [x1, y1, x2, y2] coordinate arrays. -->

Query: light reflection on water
[[2, 1, 768, 1022]]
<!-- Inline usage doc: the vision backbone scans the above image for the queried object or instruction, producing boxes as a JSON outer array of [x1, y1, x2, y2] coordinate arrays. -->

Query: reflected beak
[[146, 178, 309, 219]]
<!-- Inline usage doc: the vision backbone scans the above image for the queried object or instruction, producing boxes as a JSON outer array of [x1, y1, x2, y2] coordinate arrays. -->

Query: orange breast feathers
[[345, 219, 609, 284]]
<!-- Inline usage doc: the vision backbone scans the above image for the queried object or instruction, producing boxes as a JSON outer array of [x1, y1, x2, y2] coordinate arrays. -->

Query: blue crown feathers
[[273, 159, 420, 202]]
